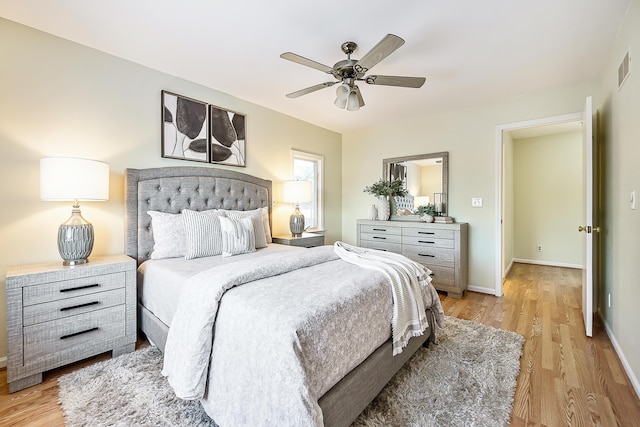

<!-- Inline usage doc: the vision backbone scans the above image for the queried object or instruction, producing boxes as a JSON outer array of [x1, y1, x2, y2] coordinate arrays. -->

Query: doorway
[[495, 112, 583, 296]]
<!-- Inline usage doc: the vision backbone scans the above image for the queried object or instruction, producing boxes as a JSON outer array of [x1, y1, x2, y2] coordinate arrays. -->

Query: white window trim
[[291, 149, 324, 231]]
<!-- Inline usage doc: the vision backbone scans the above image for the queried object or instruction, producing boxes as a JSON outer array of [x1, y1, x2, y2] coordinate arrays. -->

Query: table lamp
[[40, 157, 110, 266], [283, 180, 312, 237]]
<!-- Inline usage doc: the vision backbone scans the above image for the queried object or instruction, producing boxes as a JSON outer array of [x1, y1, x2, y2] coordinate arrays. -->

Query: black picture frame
[[209, 104, 246, 167], [161, 91, 209, 163]]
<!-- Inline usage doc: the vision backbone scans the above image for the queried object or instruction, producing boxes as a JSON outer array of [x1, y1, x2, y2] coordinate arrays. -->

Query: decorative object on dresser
[[5, 254, 137, 393], [272, 232, 325, 248], [357, 219, 468, 298], [40, 157, 110, 266], [367, 204, 378, 220], [413, 203, 435, 223], [363, 178, 407, 221], [282, 180, 312, 237]]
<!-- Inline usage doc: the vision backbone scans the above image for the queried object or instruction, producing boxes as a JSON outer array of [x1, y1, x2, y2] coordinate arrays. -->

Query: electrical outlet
[[537, 244, 542, 252], [472, 197, 483, 208]]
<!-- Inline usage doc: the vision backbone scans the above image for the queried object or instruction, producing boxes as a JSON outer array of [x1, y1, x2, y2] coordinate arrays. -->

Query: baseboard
[[0, 356, 6, 369], [504, 260, 514, 278], [599, 311, 640, 399], [512, 258, 582, 269], [467, 285, 495, 295]]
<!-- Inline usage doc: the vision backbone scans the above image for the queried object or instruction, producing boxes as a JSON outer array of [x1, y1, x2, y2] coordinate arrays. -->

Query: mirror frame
[[382, 151, 449, 220]]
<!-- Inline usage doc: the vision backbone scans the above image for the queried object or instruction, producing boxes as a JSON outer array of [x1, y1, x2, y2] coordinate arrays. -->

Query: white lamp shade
[[283, 180, 312, 204], [40, 157, 110, 201]]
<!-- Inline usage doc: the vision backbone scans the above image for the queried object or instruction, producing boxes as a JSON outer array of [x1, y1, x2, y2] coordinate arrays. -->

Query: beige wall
[[597, 0, 640, 392], [342, 80, 598, 294], [512, 131, 584, 266], [0, 19, 342, 361]]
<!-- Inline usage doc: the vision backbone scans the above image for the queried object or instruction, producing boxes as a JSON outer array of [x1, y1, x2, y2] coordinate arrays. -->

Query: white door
[[581, 96, 597, 337]]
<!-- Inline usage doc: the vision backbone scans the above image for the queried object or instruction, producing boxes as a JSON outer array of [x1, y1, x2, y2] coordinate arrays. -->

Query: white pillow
[[260, 207, 272, 244], [220, 216, 256, 257], [222, 208, 268, 248], [182, 209, 225, 259], [147, 211, 185, 259]]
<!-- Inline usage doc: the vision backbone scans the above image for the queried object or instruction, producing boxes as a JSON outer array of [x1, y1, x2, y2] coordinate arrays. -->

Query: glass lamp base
[[289, 206, 305, 237], [58, 207, 94, 266]]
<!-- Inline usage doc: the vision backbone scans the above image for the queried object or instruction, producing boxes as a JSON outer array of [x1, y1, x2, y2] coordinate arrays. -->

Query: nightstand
[[5, 254, 137, 393], [272, 232, 325, 248]]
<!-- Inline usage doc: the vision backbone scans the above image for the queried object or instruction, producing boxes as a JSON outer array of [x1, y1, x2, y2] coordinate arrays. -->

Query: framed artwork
[[209, 105, 246, 167], [161, 91, 209, 163]]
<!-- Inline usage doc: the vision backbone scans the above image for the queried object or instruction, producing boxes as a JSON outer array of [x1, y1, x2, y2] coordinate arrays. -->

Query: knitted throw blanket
[[333, 241, 437, 355]]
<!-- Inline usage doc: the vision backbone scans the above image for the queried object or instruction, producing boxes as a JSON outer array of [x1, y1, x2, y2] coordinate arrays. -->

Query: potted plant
[[414, 203, 435, 223], [363, 179, 407, 220]]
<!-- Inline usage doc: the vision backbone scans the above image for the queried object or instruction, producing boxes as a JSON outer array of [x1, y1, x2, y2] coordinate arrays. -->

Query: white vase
[[368, 204, 378, 220], [422, 214, 435, 223], [377, 196, 390, 221]]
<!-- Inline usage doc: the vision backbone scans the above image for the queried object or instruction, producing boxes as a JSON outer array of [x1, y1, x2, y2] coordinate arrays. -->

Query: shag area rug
[[58, 317, 524, 427]]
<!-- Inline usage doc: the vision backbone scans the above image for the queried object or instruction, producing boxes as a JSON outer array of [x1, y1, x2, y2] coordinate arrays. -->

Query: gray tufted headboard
[[125, 166, 272, 264]]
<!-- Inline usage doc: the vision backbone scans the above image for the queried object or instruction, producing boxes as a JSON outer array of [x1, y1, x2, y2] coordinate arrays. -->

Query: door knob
[[578, 225, 601, 233]]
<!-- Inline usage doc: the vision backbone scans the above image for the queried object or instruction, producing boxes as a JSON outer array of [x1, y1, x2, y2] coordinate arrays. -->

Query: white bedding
[[137, 243, 301, 325]]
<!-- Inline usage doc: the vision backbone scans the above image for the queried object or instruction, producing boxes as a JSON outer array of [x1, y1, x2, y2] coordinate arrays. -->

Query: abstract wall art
[[161, 91, 209, 162], [209, 105, 246, 167]]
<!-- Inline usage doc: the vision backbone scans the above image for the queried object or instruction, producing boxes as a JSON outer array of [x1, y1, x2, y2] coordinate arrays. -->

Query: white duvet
[[160, 244, 443, 426]]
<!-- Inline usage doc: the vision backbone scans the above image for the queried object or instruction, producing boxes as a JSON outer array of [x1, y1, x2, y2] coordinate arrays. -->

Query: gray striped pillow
[[220, 216, 256, 257], [182, 209, 225, 259], [223, 208, 268, 248]]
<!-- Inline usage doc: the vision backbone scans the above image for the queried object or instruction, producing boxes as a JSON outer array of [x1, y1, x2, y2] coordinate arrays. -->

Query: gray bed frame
[[124, 166, 430, 427]]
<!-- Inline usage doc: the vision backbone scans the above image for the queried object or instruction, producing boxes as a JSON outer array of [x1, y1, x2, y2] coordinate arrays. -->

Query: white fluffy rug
[[58, 317, 524, 427]]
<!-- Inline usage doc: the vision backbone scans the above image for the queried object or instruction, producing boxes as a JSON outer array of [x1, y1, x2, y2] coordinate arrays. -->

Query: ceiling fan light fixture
[[334, 83, 349, 108], [346, 87, 361, 111]]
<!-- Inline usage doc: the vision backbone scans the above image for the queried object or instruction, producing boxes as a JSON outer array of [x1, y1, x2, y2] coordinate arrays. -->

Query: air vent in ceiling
[[618, 50, 630, 90]]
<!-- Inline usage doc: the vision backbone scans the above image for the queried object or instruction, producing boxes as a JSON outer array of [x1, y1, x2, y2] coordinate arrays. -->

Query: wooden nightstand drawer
[[23, 305, 126, 367], [23, 272, 126, 306], [23, 288, 126, 326]]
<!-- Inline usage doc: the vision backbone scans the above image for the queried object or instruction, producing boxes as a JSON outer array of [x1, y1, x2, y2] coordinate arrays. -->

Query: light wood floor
[[1, 262, 639, 426]]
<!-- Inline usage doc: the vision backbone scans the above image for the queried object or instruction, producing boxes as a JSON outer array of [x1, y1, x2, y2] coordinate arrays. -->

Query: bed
[[124, 166, 442, 427]]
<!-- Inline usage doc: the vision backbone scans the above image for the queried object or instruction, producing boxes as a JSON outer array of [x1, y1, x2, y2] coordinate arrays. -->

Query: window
[[291, 150, 324, 231]]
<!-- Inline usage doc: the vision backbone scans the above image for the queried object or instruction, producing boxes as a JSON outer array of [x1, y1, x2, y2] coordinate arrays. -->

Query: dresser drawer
[[402, 245, 455, 267], [360, 232, 402, 245], [360, 240, 403, 253], [402, 227, 454, 240], [426, 265, 455, 288], [22, 272, 125, 306], [23, 305, 126, 366], [23, 288, 126, 326], [359, 224, 402, 236], [402, 235, 455, 249]]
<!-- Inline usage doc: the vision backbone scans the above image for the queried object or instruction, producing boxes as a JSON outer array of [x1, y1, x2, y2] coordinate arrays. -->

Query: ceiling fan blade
[[286, 81, 337, 98], [365, 75, 426, 88], [353, 34, 405, 74], [280, 52, 334, 74]]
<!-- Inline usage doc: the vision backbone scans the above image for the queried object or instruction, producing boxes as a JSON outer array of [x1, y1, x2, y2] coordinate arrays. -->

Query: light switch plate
[[472, 197, 483, 208]]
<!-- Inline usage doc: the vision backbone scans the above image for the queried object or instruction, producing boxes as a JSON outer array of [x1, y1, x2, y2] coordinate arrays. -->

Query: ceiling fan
[[280, 34, 426, 111]]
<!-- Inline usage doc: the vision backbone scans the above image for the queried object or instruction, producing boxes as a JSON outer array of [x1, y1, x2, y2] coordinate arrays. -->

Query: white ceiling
[[0, 0, 630, 134]]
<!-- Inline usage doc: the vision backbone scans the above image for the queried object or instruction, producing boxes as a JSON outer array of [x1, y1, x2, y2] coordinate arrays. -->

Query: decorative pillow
[[182, 209, 225, 260], [222, 208, 268, 248], [220, 216, 256, 257], [260, 207, 272, 244], [147, 211, 185, 259]]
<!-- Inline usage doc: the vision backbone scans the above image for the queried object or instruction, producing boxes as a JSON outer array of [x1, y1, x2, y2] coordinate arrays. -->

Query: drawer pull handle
[[372, 228, 387, 231], [418, 231, 435, 235], [60, 327, 99, 340], [60, 284, 100, 293], [60, 301, 100, 312], [418, 253, 435, 258], [374, 248, 388, 251], [429, 272, 435, 276], [372, 236, 387, 240], [418, 240, 435, 244]]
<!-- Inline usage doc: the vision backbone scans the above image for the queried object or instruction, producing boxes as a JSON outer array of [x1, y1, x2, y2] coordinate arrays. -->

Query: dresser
[[5, 254, 137, 393], [356, 220, 468, 298]]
